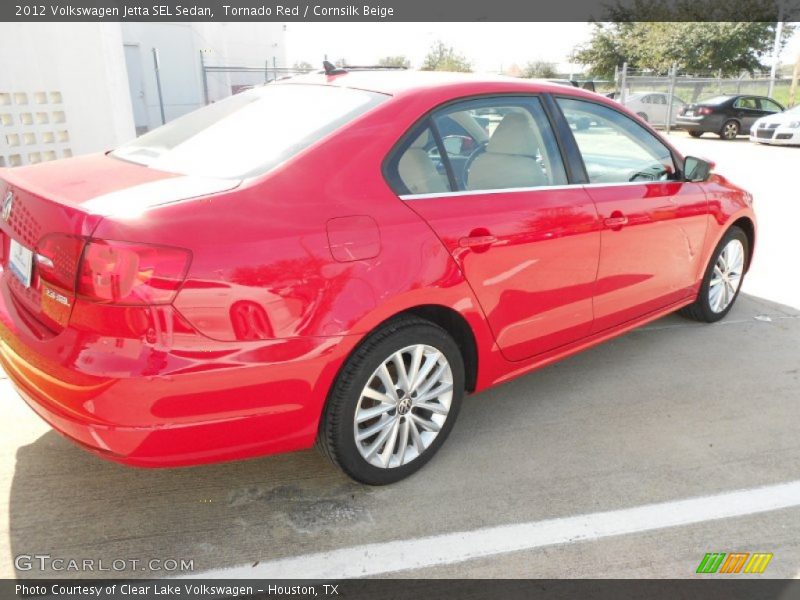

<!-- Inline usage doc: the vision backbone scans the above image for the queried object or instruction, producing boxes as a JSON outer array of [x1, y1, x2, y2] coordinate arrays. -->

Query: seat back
[[467, 112, 546, 191], [397, 131, 449, 195]]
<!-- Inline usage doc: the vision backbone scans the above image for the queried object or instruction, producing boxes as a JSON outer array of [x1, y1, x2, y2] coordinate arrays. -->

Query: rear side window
[[390, 126, 452, 195], [112, 84, 387, 179], [557, 97, 676, 184], [386, 95, 567, 196], [432, 97, 567, 192], [733, 97, 758, 109]]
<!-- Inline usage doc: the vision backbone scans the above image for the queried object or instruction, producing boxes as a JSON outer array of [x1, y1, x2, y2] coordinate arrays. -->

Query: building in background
[[122, 23, 287, 135], [0, 22, 287, 168]]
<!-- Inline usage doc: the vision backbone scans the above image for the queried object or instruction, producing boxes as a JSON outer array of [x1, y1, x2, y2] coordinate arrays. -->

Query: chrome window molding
[[399, 179, 675, 201]]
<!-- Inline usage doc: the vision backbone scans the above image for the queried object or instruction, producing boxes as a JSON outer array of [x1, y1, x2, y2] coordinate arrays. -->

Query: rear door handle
[[459, 235, 498, 249], [604, 215, 628, 229]]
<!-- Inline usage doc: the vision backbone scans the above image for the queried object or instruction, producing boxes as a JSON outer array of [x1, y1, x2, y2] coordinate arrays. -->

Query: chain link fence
[[199, 55, 312, 104], [608, 64, 797, 130]]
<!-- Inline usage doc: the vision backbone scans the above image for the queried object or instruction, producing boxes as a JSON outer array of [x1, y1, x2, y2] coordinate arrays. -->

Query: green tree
[[378, 55, 411, 68], [522, 60, 558, 79], [421, 41, 472, 72], [574, 1, 793, 78]]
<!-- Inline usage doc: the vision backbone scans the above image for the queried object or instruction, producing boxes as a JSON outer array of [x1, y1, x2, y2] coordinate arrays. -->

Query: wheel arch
[[334, 303, 481, 395], [404, 305, 479, 393], [731, 216, 756, 272], [721, 117, 742, 132]]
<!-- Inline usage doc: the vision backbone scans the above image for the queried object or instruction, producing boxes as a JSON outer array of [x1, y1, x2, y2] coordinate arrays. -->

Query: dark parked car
[[676, 94, 784, 140]]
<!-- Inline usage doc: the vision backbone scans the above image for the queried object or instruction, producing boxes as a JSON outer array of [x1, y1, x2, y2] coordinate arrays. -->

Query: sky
[[285, 22, 800, 74]]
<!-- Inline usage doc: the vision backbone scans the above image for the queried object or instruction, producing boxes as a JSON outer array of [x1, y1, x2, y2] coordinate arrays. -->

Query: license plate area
[[9, 238, 34, 288]]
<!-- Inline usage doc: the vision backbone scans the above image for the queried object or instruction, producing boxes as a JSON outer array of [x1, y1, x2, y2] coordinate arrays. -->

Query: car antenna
[[323, 60, 346, 75]]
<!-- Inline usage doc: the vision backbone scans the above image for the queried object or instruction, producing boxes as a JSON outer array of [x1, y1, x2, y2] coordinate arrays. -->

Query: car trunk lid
[[0, 154, 238, 335]]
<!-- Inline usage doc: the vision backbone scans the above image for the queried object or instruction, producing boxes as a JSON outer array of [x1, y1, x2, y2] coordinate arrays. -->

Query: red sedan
[[0, 71, 755, 484]]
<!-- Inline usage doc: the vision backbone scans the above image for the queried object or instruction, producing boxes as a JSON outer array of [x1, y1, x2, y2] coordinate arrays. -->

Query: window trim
[[382, 92, 576, 199], [399, 179, 668, 201]]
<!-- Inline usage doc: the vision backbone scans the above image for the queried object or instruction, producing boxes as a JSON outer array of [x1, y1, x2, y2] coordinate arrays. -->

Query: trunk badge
[[1, 191, 13, 222]]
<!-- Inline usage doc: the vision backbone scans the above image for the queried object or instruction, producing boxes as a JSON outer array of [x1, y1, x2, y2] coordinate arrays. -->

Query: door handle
[[604, 215, 628, 230], [459, 234, 498, 250]]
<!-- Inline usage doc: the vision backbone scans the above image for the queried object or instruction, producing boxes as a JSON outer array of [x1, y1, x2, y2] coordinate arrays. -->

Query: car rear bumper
[[675, 118, 703, 130], [0, 278, 352, 467]]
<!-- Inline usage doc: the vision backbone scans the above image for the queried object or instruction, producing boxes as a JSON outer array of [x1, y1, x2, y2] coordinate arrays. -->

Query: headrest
[[487, 112, 539, 157]]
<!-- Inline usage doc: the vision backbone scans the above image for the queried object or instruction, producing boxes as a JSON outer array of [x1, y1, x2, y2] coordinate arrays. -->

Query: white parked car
[[624, 92, 686, 127], [750, 105, 800, 146]]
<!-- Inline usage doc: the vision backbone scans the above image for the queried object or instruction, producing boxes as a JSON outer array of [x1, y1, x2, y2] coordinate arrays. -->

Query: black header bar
[[1, 0, 798, 22]]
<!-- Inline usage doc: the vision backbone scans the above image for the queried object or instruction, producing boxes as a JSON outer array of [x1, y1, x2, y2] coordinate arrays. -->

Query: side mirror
[[683, 156, 714, 182], [441, 135, 474, 157]]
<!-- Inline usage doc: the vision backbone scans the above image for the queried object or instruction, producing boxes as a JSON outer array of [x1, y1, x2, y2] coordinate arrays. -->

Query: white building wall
[[121, 23, 287, 132], [0, 23, 136, 168]]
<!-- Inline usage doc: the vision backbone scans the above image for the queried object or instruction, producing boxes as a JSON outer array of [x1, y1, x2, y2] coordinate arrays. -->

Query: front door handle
[[604, 214, 628, 230]]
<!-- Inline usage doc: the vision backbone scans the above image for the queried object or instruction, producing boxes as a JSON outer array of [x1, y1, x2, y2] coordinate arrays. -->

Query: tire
[[720, 120, 740, 140], [636, 112, 649, 122], [317, 316, 465, 485], [679, 226, 749, 323], [688, 131, 703, 138]]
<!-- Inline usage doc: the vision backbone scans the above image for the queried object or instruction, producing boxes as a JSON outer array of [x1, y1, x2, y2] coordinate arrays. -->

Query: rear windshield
[[111, 84, 387, 179]]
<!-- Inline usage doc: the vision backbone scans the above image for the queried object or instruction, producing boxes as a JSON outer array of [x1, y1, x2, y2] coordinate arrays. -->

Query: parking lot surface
[[1, 132, 798, 579]]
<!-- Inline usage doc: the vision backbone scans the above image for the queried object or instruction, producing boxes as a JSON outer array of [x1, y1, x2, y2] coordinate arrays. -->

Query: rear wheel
[[317, 317, 465, 485], [679, 226, 748, 322], [688, 131, 703, 138], [720, 120, 740, 140]]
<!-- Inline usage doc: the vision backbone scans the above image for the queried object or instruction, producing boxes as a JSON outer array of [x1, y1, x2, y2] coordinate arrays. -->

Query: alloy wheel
[[353, 344, 453, 469], [709, 238, 745, 313], [723, 121, 739, 139]]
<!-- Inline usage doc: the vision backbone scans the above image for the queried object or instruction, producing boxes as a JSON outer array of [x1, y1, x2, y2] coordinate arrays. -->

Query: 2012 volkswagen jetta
[[0, 70, 755, 484]]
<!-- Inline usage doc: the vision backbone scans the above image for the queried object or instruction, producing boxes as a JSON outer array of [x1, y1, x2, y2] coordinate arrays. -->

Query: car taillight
[[698, 107, 713, 115], [35, 233, 85, 291], [77, 240, 191, 305]]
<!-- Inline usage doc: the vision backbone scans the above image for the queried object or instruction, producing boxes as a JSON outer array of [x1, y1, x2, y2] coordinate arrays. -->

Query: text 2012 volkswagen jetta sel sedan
[[0, 71, 755, 484]]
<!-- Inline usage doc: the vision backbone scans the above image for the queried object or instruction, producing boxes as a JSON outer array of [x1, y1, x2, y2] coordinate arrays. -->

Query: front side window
[[557, 97, 676, 184], [432, 96, 567, 192], [760, 98, 782, 113], [112, 84, 387, 179]]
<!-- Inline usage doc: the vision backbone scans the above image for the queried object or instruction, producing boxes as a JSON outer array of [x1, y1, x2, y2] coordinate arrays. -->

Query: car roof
[[276, 70, 597, 98]]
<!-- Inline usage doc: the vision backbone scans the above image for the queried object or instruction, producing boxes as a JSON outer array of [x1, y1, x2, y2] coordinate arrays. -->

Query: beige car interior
[[397, 129, 450, 195], [466, 112, 549, 191], [397, 107, 563, 195]]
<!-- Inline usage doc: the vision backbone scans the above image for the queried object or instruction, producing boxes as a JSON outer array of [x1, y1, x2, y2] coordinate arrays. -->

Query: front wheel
[[688, 131, 703, 138], [720, 120, 740, 140], [636, 112, 649, 122], [317, 317, 465, 485], [679, 226, 748, 322]]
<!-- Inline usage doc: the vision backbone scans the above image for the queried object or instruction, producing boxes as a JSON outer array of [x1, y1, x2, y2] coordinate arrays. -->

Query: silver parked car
[[624, 92, 686, 127]]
